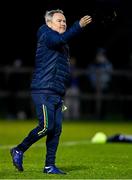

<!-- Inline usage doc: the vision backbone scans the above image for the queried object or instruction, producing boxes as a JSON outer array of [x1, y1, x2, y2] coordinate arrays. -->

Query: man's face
[[47, 13, 67, 34]]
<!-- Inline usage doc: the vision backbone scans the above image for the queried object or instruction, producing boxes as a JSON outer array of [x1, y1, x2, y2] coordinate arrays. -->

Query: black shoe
[[10, 148, 24, 171], [43, 165, 66, 174]]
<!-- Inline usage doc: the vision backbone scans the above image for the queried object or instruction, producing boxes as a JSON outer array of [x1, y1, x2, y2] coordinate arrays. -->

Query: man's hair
[[44, 9, 64, 23]]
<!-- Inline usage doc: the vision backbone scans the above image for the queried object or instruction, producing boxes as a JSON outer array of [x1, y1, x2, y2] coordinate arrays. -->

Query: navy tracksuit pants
[[16, 93, 63, 166]]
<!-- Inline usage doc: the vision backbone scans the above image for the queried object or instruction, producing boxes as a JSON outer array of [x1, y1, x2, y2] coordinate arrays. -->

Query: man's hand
[[79, 15, 92, 27]]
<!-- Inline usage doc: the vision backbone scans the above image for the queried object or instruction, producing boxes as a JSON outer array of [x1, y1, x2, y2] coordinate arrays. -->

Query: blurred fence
[[0, 66, 132, 120]]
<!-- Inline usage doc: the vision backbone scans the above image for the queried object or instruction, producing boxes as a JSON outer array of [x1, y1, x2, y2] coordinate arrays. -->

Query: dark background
[[1, 0, 132, 69], [0, 0, 132, 120]]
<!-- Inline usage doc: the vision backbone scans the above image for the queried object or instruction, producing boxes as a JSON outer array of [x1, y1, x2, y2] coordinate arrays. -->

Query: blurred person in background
[[88, 48, 113, 93], [7, 59, 30, 119], [123, 51, 132, 119], [7, 59, 24, 119], [64, 56, 80, 120], [87, 47, 113, 119], [10, 9, 92, 174]]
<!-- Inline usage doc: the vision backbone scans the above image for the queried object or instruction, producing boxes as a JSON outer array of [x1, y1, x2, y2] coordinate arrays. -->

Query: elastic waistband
[[31, 89, 65, 97]]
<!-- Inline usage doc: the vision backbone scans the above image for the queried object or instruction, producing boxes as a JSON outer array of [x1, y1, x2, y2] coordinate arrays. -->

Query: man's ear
[[47, 21, 52, 28]]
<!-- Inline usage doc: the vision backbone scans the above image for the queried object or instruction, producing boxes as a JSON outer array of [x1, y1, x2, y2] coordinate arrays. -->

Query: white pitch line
[[62, 140, 90, 146], [0, 140, 90, 150]]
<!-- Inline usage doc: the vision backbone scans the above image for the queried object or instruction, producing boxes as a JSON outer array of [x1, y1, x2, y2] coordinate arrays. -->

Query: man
[[10, 9, 92, 174], [87, 47, 113, 119]]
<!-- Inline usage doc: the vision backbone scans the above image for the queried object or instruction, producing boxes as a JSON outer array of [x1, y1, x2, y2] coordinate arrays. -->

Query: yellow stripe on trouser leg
[[38, 104, 48, 136]]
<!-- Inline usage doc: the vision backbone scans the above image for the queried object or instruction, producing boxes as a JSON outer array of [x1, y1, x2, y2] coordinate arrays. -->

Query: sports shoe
[[43, 165, 66, 174], [10, 148, 24, 171]]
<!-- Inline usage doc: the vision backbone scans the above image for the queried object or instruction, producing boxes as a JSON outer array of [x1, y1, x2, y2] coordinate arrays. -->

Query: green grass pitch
[[0, 120, 132, 179]]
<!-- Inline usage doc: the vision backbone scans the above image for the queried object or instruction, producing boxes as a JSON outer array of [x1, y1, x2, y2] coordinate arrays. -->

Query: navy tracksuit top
[[31, 21, 82, 96]]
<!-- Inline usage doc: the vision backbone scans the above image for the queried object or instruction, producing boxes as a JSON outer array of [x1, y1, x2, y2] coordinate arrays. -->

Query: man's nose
[[61, 21, 66, 25]]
